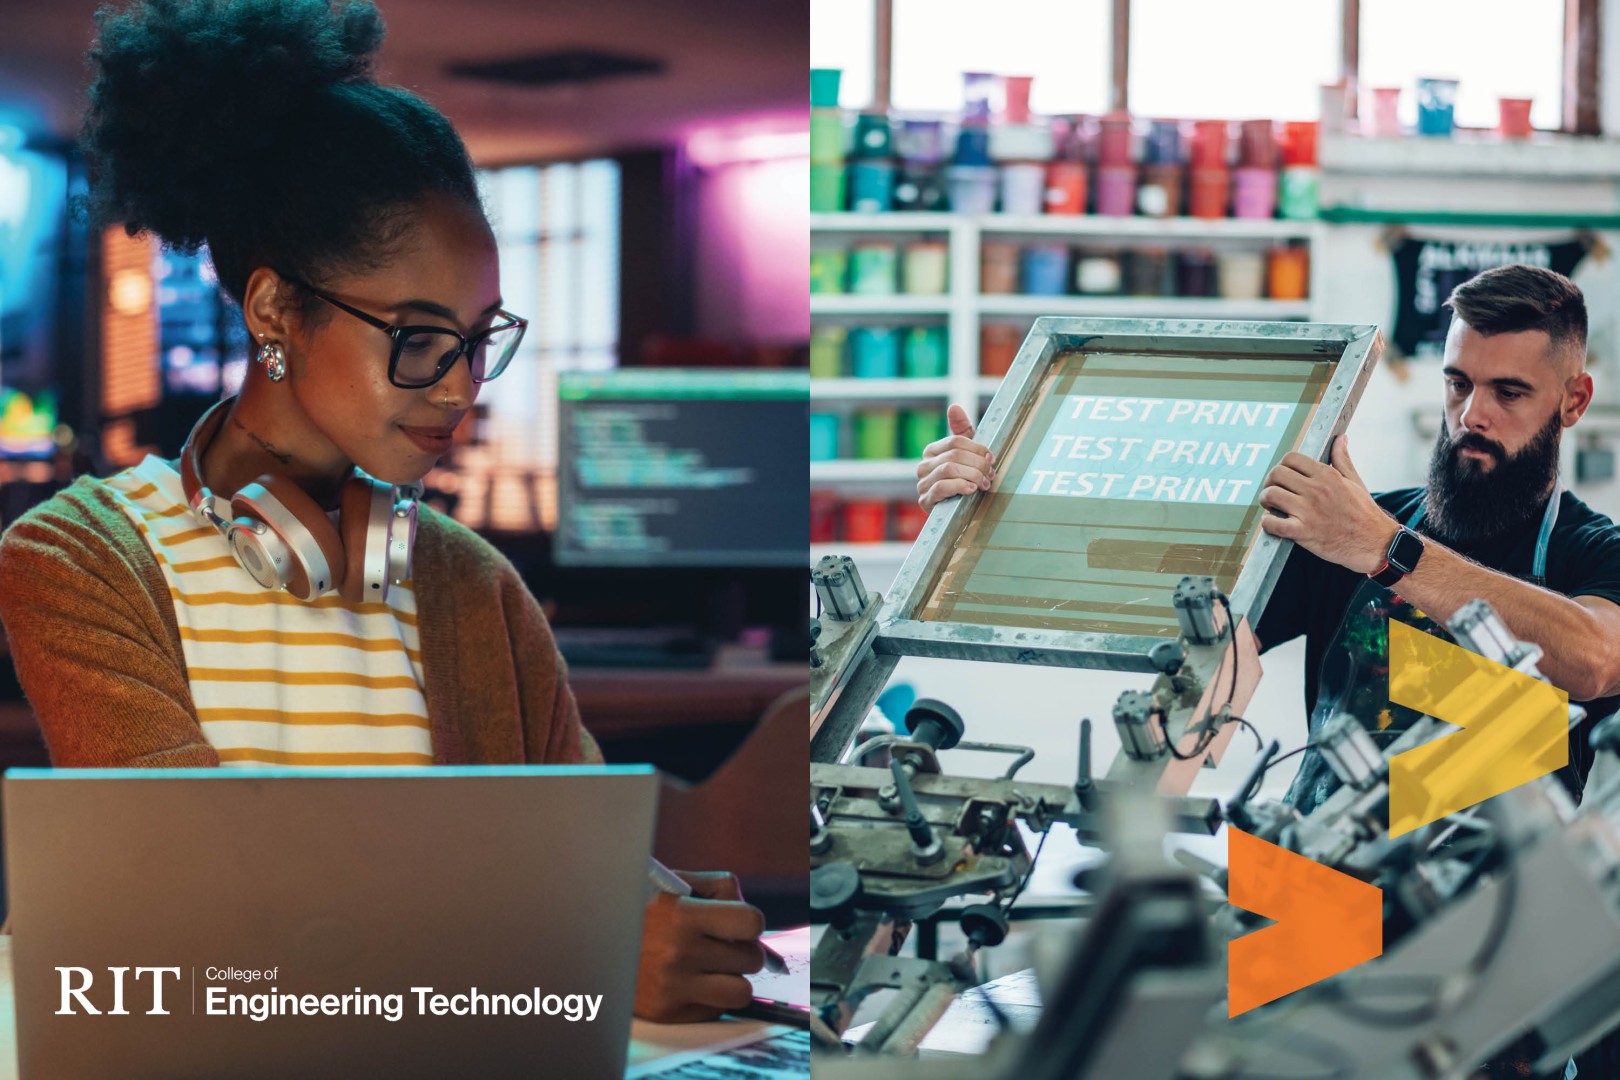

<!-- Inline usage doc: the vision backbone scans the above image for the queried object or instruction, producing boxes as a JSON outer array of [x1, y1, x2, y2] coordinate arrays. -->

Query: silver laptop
[[4, 765, 658, 1080]]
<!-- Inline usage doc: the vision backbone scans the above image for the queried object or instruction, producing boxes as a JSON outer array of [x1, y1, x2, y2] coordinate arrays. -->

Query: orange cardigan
[[0, 476, 601, 767]]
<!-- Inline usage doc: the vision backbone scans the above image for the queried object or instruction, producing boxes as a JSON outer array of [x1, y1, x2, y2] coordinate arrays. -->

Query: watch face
[[1390, 528, 1425, 573]]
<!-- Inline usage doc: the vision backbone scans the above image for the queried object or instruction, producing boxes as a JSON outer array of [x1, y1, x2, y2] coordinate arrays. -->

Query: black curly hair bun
[[81, 0, 385, 251], [78, 0, 481, 304]]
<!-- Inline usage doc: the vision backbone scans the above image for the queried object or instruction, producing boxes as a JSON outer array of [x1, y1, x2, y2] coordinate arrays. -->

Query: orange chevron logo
[[1386, 620, 1568, 837], [1227, 827, 1383, 1016]]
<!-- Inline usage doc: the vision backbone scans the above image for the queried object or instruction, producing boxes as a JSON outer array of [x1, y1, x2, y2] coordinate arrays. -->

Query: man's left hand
[[1259, 435, 1397, 575]]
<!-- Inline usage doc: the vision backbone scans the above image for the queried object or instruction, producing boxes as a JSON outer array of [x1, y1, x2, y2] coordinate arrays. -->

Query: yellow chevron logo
[[1386, 620, 1569, 837]]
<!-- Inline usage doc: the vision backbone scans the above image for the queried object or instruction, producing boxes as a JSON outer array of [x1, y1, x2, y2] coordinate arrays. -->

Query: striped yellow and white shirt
[[101, 456, 434, 767]]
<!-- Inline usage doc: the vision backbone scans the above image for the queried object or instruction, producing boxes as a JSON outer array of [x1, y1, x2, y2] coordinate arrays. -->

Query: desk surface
[[0, 938, 789, 1079]]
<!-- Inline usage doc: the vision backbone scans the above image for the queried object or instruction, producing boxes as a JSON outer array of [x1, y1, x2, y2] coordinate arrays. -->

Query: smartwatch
[[1370, 525, 1425, 588]]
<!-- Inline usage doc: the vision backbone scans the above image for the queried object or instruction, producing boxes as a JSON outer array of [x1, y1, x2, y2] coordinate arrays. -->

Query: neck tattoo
[[231, 416, 292, 465]]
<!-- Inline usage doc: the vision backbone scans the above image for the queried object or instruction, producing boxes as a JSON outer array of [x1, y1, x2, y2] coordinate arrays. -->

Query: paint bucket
[[896, 119, 947, 163], [1138, 163, 1183, 217], [1416, 78, 1458, 136], [947, 165, 998, 213], [850, 327, 901, 378], [1143, 119, 1181, 164], [1002, 76, 1034, 124], [902, 326, 949, 378], [852, 114, 894, 158], [893, 501, 930, 541], [848, 242, 899, 294], [1191, 119, 1229, 168], [980, 325, 1022, 376], [999, 163, 1047, 215], [1319, 82, 1349, 135], [962, 72, 999, 125], [1188, 168, 1230, 218], [1216, 250, 1265, 300], [1231, 167, 1277, 219], [1094, 165, 1136, 216], [955, 127, 992, 166], [902, 242, 949, 295], [1075, 253, 1122, 294], [893, 164, 949, 212], [1098, 114, 1134, 166], [848, 160, 895, 213], [853, 409, 899, 459], [980, 242, 1020, 294], [1277, 166, 1318, 220], [1281, 121, 1318, 166], [1499, 97, 1534, 139], [1267, 246, 1310, 300], [809, 326, 846, 378], [1368, 87, 1402, 137], [1176, 249, 1217, 297], [1045, 161, 1087, 214], [809, 247, 847, 294], [842, 499, 889, 543], [1239, 120, 1277, 168], [810, 110, 845, 163], [810, 413, 840, 461], [810, 164, 846, 212], [810, 69, 842, 109], [989, 124, 1054, 163], [900, 409, 948, 459], [1125, 248, 1174, 296], [809, 491, 839, 543], [1021, 244, 1069, 295]]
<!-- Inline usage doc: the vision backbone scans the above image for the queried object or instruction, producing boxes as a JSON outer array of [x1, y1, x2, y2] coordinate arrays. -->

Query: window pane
[[1130, 0, 1339, 121], [1361, 0, 1563, 130], [892, 0, 1110, 115], [811, 0, 876, 110]]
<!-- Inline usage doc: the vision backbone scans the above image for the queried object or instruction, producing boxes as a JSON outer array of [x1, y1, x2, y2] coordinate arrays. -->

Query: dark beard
[[1423, 411, 1562, 547]]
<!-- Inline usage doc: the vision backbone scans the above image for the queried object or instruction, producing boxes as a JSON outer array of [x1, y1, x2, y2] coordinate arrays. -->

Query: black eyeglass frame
[[279, 274, 529, 389]]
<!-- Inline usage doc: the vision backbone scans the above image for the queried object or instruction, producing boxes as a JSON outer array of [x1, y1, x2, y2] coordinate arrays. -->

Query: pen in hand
[[646, 857, 787, 975]]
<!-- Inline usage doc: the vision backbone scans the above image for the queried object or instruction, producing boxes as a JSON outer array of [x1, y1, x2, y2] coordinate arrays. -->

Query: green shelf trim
[[1320, 207, 1620, 228]]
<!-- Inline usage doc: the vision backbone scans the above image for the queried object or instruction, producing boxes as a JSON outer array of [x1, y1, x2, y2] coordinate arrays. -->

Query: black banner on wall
[[1390, 236, 1588, 360]]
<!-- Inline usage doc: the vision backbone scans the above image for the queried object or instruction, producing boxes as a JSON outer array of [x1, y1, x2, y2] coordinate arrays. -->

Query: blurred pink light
[[686, 128, 809, 168]]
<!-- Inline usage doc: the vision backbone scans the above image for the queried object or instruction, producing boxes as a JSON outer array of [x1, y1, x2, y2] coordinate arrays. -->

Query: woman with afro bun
[[0, 0, 768, 1024]]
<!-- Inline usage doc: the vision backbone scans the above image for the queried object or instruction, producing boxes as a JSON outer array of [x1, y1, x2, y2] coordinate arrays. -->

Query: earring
[[257, 340, 287, 383]]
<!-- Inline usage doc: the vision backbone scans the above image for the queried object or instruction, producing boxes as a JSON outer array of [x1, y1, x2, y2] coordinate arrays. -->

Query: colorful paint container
[[1098, 114, 1134, 166], [1282, 121, 1318, 166], [902, 242, 949, 295], [1044, 161, 1087, 214], [1216, 250, 1265, 300], [902, 326, 948, 378], [955, 127, 992, 166], [850, 327, 901, 378], [893, 501, 930, 541], [1176, 249, 1217, 297], [1368, 87, 1402, 137], [810, 110, 845, 164], [848, 160, 895, 213], [1191, 119, 1229, 168], [810, 68, 842, 109], [1499, 97, 1534, 139], [1125, 248, 1174, 297], [947, 165, 997, 214], [1267, 246, 1310, 300], [1143, 120, 1182, 165], [896, 119, 947, 164], [999, 163, 1047, 215], [810, 412, 840, 461], [1239, 120, 1277, 169], [962, 72, 998, 124], [980, 325, 1022, 376], [809, 326, 847, 378], [851, 114, 894, 158], [1002, 76, 1034, 124], [1416, 78, 1458, 136], [980, 242, 1020, 294], [809, 247, 847, 294], [1277, 166, 1318, 220], [809, 491, 839, 543], [810, 164, 845, 212], [1075, 253, 1122, 294], [893, 165, 949, 212], [1094, 165, 1136, 216], [849, 243, 899, 294], [1188, 168, 1230, 218], [1232, 167, 1277, 219], [900, 409, 949, 458], [1138, 163, 1183, 217], [853, 408, 900, 459], [1021, 244, 1069, 295], [842, 500, 889, 543]]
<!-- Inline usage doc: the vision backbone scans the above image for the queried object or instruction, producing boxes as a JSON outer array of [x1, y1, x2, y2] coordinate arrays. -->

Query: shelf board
[[810, 295, 953, 316], [812, 378, 952, 399], [811, 460, 919, 483], [976, 295, 1312, 319], [813, 211, 1317, 240], [812, 212, 958, 232]]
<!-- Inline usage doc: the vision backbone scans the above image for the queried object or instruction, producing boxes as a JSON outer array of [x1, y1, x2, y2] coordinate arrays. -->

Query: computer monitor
[[555, 368, 808, 567]]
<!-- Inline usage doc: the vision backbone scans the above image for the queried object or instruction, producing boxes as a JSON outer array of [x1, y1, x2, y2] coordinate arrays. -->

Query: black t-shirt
[[1255, 486, 1620, 812]]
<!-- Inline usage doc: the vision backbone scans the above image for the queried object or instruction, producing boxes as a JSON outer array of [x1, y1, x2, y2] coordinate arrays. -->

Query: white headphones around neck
[[178, 398, 421, 603]]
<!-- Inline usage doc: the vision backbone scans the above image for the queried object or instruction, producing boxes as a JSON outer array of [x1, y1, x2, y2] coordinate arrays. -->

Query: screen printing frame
[[875, 317, 1382, 673]]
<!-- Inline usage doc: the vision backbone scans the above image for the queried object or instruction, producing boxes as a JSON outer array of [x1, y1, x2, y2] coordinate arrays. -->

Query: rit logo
[[55, 967, 181, 1015]]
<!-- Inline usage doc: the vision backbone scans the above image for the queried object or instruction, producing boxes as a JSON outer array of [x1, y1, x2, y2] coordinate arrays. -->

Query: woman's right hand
[[916, 404, 996, 513]]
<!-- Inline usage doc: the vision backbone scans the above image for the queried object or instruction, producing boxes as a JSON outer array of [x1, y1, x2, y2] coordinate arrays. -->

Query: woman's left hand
[[634, 870, 766, 1023]]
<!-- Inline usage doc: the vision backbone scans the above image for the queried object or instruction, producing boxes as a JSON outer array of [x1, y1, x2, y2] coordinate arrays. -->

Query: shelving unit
[[810, 211, 1325, 551]]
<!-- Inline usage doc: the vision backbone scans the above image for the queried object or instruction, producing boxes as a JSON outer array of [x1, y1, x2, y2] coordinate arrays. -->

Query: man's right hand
[[916, 404, 995, 513]]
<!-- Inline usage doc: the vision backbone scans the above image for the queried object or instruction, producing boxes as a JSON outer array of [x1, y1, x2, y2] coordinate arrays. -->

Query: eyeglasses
[[280, 274, 528, 389]]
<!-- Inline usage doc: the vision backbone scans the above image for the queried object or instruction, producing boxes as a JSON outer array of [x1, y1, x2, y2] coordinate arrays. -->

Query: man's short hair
[[1444, 264, 1587, 358]]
